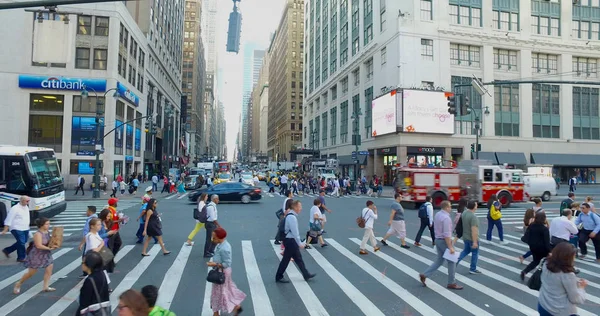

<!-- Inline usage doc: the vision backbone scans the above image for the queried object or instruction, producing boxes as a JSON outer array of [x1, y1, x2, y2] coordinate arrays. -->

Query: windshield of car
[[185, 176, 197, 182], [25, 156, 63, 190], [219, 173, 231, 179]]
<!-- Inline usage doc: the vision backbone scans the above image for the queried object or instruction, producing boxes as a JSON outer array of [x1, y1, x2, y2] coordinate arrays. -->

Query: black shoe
[[304, 273, 316, 281], [274, 241, 281, 245], [575, 269, 581, 275], [276, 277, 290, 283], [380, 239, 388, 246], [401, 244, 410, 249]]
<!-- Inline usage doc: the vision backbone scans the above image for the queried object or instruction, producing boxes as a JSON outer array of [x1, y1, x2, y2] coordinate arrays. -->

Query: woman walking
[[207, 227, 245, 316], [486, 194, 507, 244], [98, 208, 119, 273], [186, 193, 208, 246], [77, 251, 110, 315], [518, 208, 535, 264], [520, 212, 551, 281], [13, 218, 57, 294], [141, 199, 170, 256], [305, 199, 327, 248], [538, 242, 587, 315], [452, 198, 467, 245]]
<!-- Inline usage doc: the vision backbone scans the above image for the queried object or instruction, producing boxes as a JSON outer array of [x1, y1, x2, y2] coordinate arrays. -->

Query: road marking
[[503, 233, 596, 256], [325, 238, 441, 316], [51, 220, 87, 224], [269, 240, 329, 316], [0, 250, 86, 314], [52, 215, 88, 219], [110, 245, 161, 312], [242, 241, 275, 316], [165, 194, 178, 200], [156, 243, 192, 310], [177, 193, 190, 199], [39, 245, 134, 316], [358, 238, 534, 316], [201, 262, 213, 316], [304, 244, 385, 316], [419, 236, 600, 310], [0, 247, 71, 292]]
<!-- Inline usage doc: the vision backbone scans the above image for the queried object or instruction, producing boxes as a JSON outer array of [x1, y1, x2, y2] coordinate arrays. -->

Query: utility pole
[[351, 108, 363, 183]]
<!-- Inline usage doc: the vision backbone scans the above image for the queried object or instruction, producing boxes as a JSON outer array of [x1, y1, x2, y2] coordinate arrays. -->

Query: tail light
[[253, 189, 262, 194]]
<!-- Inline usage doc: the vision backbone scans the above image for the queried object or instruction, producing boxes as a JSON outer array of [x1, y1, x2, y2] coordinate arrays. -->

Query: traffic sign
[[352, 151, 369, 156]]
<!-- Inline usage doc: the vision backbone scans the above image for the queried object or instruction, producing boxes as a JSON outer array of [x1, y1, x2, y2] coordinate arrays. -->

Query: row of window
[[77, 15, 109, 36]]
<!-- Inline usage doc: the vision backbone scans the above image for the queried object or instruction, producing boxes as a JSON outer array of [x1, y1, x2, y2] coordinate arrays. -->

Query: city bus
[[0, 146, 66, 223]]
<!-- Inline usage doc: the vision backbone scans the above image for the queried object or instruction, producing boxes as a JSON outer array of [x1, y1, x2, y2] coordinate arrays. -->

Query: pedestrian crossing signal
[[447, 95, 457, 115]]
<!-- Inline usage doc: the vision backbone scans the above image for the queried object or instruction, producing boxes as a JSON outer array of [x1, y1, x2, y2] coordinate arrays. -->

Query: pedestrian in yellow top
[[186, 193, 208, 246]]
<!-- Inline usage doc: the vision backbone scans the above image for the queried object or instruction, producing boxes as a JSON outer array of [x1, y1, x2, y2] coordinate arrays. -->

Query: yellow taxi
[[214, 172, 232, 184]]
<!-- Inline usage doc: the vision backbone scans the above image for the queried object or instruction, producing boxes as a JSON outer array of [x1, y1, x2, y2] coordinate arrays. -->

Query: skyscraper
[[201, 0, 219, 159], [241, 44, 265, 161]]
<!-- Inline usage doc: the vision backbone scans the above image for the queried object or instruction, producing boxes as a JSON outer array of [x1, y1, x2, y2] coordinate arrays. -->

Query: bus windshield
[[25, 154, 62, 190]]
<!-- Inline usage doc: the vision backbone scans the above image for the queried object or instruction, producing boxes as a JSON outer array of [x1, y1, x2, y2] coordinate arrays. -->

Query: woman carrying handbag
[[77, 251, 110, 315], [206, 227, 245, 316], [520, 212, 551, 282]]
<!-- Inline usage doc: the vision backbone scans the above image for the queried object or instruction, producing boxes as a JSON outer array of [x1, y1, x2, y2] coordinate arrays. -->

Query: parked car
[[188, 182, 262, 204], [184, 175, 202, 190]]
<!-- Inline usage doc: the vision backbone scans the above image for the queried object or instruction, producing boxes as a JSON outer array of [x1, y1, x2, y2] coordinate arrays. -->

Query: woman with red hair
[[207, 227, 245, 316]]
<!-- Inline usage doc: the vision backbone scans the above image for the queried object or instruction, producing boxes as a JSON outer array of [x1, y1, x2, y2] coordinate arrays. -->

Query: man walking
[[152, 174, 159, 192], [359, 201, 380, 255], [279, 174, 288, 195], [456, 200, 482, 274], [275, 200, 316, 283], [75, 175, 85, 195], [2, 196, 31, 262], [414, 196, 434, 247], [203, 195, 220, 258], [380, 193, 410, 249], [419, 200, 463, 290]]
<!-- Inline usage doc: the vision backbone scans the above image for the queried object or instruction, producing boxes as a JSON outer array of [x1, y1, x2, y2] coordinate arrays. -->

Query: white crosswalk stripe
[[2, 233, 600, 316]]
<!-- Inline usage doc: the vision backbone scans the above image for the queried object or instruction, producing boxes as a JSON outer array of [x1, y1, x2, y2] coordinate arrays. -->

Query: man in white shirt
[[151, 174, 159, 192], [75, 175, 85, 195], [279, 174, 288, 195], [203, 194, 220, 258], [332, 178, 340, 197], [2, 196, 31, 262], [359, 200, 380, 255], [550, 209, 579, 248]]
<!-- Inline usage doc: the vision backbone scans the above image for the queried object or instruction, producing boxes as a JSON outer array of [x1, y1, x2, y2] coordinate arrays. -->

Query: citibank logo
[[123, 89, 136, 101], [41, 77, 85, 90]]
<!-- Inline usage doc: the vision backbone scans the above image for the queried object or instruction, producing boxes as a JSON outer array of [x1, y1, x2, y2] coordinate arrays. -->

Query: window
[[28, 94, 64, 153], [340, 48, 348, 66], [364, 24, 373, 45], [421, 39, 433, 60], [493, 48, 518, 71], [77, 15, 92, 35], [449, 4, 482, 27], [93, 49, 108, 70], [381, 47, 387, 65], [95, 17, 109, 36], [532, 16, 560, 36], [75, 48, 90, 69], [532, 84, 560, 139], [331, 85, 337, 99], [450, 44, 481, 67], [573, 57, 598, 78], [365, 58, 373, 80], [380, 6, 386, 32], [341, 77, 348, 93], [572, 20, 593, 39], [421, 0, 432, 21], [573, 87, 600, 140], [353, 68, 360, 86], [493, 85, 520, 137], [73, 96, 105, 113], [532, 53, 558, 74], [352, 37, 359, 56], [493, 11, 518, 31]]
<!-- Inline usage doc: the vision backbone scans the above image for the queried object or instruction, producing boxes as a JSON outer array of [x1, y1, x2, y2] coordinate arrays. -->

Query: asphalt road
[[0, 183, 599, 315]]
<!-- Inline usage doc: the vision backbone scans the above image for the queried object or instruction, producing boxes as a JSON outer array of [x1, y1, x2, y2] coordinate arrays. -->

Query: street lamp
[[164, 104, 175, 168], [81, 86, 119, 198], [351, 108, 363, 182]]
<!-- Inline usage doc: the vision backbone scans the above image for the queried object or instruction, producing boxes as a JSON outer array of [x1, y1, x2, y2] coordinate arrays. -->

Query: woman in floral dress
[[207, 227, 245, 316], [13, 217, 57, 294]]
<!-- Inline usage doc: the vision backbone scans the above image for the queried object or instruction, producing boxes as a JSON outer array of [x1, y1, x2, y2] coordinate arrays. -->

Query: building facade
[[183, 0, 207, 164], [252, 50, 270, 157], [202, 0, 220, 160], [268, 0, 305, 162], [242, 48, 265, 161], [0, 3, 156, 187], [125, 0, 185, 175], [304, 0, 600, 184]]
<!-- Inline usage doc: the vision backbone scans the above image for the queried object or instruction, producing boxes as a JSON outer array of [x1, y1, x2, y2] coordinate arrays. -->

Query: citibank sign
[[18, 75, 107, 92]]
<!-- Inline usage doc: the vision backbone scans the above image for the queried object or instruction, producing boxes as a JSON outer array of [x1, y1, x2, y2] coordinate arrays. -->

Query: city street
[[0, 183, 599, 315]]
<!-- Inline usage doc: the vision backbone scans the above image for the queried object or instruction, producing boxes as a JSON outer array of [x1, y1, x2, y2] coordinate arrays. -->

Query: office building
[[202, 0, 220, 159], [242, 46, 265, 161], [303, 0, 600, 183], [268, 0, 305, 162], [251, 49, 270, 157]]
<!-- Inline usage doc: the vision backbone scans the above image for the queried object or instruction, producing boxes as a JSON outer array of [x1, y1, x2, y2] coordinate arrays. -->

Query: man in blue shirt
[[275, 200, 316, 283], [575, 202, 600, 261]]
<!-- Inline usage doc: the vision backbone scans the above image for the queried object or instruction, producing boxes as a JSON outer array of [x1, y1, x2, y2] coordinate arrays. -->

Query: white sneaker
[[500, 240, 510, 245]]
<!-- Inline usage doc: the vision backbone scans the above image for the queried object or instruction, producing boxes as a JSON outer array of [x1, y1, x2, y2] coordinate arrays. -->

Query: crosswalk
[[474, 209, 561, 230], [2, 231, 599, 316], [260, 191, 389, 200], [38, 200, 141, 237]]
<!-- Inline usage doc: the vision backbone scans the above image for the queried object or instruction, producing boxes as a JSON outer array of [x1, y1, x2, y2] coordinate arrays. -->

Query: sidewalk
[[65, 181, 159, 202]]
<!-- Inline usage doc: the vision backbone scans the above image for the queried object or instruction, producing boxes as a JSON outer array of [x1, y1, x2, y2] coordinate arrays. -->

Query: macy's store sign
[[18, 75, 107, 92]]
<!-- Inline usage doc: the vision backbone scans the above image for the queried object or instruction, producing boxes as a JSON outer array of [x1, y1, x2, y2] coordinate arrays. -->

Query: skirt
[[210, 267, 246, 313]]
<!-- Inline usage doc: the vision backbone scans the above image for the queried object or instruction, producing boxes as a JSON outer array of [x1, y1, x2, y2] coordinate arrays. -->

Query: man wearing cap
[[107, 198, 123, 270]]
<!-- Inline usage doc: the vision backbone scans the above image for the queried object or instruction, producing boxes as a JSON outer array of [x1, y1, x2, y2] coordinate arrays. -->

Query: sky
[[216, 0, 286, 161]]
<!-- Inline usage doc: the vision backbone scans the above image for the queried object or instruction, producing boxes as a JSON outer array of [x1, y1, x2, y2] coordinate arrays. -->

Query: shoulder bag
[[527, 258, 546, 291], [206, 266, 226, 284], [97, 246, 114, 267], [83, 277, 111, 316]]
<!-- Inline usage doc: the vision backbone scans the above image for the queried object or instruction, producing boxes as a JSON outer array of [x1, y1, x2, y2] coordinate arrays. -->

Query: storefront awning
[[496, 152, 527, 165], [473, 152, 498, 164], [338, 155, 368, 166], [531, 153, 600, 167]]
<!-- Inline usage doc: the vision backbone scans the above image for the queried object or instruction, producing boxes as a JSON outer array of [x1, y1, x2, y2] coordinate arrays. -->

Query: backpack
[[80, 177, 86, 185], [455, 215, 463, 238], [559, 199, 571, 216], [418, 203, 429, 219], [490, 203, 502, 220], [194, 205, 208, 223], [278, 213, 295, 237]]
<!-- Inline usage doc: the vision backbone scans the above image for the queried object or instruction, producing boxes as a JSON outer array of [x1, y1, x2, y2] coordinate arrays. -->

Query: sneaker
[[401, 244, 410, 249], [500, 240, 509, 245], [469, 270, 482, 275], [380, 240, 388, 246]]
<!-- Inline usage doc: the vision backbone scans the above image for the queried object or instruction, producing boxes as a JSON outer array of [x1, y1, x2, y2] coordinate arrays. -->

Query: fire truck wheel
[[431, 192, 447, 209], [541, 191, 551, 202], [498, 191, 513, 208]]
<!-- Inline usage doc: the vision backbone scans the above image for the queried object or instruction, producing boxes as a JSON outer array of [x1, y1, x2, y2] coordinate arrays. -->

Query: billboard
[[114, 120, 124, 149], [72, 116, 104, 147], [371, 90, 398, 137], [402, 90, 454, 134], [126, 124, 133, 150], [135, 128, 141, 151]]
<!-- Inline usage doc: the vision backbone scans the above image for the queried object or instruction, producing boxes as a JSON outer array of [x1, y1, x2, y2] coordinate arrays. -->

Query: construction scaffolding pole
[[0, 0, 131, 10]]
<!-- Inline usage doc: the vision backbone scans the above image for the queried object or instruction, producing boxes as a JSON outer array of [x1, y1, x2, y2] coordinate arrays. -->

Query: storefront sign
[[18, 75, 107, 92], [125, 156, 134, 162], [117, 82, 140, 107], [379, 147, 397, 155], [407, 146, 445, 154], [78, 162, 95, 175]]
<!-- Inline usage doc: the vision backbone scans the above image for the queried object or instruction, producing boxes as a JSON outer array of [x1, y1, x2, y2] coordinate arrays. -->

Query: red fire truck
[[394, 160, 525, 208]]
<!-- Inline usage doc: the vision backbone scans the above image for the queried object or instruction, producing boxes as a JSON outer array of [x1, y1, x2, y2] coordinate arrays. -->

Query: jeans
[[423, 239, 456, 285], [204, 221, 217, 256], [457, 239, 479, 272], [522, 250, 532, 258], [486, 218, 504, 241], [4, 230, 29, 260], [152, 183, 158, 192]]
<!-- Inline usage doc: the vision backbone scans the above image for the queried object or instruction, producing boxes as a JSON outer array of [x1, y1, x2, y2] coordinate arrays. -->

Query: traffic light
[[144, 119, 151, 133], [151, 122, 158, 135], [461, 95, 471, 115], [447, 95, 457, 115], [470, 143, 475, 152]]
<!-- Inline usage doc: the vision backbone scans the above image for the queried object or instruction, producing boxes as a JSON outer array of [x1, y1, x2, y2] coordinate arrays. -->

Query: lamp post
[[164, 104, 174, 168], [275, 144, 280, 171], [81, 86, 119, 198], [351, 108, 363, 182]]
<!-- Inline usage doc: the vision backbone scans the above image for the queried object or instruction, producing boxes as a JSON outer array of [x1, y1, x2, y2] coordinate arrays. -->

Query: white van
[[524, 175, 557, 201]]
